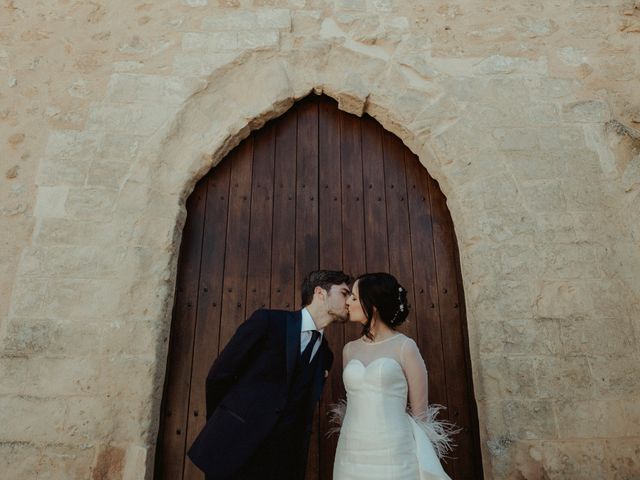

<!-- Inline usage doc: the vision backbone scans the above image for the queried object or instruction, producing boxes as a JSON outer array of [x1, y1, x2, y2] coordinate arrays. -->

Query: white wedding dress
[[332, 334, 454, 480]]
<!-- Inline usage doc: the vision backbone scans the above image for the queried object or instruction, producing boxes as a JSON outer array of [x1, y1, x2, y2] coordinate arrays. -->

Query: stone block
[[466, 102, 559, 128], [539, 241, 606, 280], [92, 445, 126, 480], [45, 278, 119, 319], [1, 317, 100, 357], [237, 30, 280, 49], [256, 10, 292, 30], [202, 10, 291, 31], [589, 354, 640, 396], [519, 180, 567, 213], [122, 444, 150, 480], [34, 186, 69, 219], [604, 438, 640, 480], [494, 127, 586, 151], [538, 440, 606, 479], [501, 318, 563, 356], [86, 159, 130, 189], [33, 218, 122, 246], [560, 317, 635, 356], [18, 245, 102, 278], [535, 212, 577, 243], [100, 318, 159, 357], [473, 54, 548, 76], [172, 52, 241, 76], [182, 31, 238, 51], [458, 174, 521, 212], [64, 187, 117, 219], [473, 208, 537, 244], [477, 356, 538, 401], [37, 444, 96, 479], [87, 104, 174, 136], [62, 396, 113, 442], [535, 356, 594, 399], [0, 396, 66, 443], [505, 151, 566, 181], [0, 357, 98, 396], [9, 278, 48, 317], [502, 400, 558, 439], [585, 278, 638, 318], [466, 279, 536, 320], [336, 0, 367, 11], [562, 100, 611, 123], [430, 118, 496, 161], [621, 398, 640, 437], [563, 181, 613, 212], [493, 128, 538, 150], [37, 130, 99, 187], [0, 442, 39, 479], [106, 74, 208, 105], [534, 280, 594, 319], [292, 10, 323, 33], [98, 133, 142, 162], [563, 148, 603, 179], [555, 399, 628, 438]]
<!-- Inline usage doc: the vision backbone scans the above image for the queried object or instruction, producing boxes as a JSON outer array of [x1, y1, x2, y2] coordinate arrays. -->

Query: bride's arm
[[401, 337, 429, 417]]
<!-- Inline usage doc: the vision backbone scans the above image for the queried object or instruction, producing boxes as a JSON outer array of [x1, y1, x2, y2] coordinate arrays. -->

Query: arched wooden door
[[155, 95, 483, 479]]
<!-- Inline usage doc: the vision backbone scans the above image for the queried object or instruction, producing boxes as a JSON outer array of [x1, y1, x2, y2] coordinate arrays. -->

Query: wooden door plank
[[246, 123, 276, 314], [404, 150, 449, 411], [182, 160, 232, 480], [218, 138, 253, 347], [156, 179, 208, 480], [318, 96, 344, 478], [340, 110, 366, 343], [295, 99, 321, 480], [453, 229, 485, 478], [270, 107, 297, 311], [427, 176, 470, 479], [361, 115, 389, 273], [380, 131, 418, 341], [295, 99, 320, 305]]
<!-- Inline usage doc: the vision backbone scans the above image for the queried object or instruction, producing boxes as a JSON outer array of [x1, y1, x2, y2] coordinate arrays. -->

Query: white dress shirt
[[300, 307, 323, 361]]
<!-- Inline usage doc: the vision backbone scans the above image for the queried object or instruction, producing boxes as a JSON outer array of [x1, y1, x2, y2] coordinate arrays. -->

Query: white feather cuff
[[327, 400, 459, 459], [327, 398, 347, 437], [411, 404, 461, 459]]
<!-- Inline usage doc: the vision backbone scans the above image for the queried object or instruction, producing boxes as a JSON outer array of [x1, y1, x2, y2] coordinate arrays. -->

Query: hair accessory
[[390, 286, 406, 325]]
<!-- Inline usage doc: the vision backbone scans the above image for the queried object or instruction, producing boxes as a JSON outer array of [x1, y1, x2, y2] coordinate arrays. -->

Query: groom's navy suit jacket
[[187, 309, 333, 479]]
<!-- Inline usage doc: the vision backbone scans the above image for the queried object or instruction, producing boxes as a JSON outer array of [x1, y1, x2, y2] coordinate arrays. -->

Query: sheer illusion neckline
[[359, 333, 403, 345]]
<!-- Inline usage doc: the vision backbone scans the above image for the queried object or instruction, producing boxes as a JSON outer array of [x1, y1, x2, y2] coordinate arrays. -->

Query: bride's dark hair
[[355, 272, 410, 340]]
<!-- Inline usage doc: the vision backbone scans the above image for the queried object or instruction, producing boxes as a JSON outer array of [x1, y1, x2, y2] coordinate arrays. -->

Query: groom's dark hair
[[301, 270, 351, 307]]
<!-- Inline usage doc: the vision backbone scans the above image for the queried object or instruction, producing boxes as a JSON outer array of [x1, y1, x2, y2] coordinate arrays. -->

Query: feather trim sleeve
[[327, 398, 347, 437], [411, 404, 461, 459]]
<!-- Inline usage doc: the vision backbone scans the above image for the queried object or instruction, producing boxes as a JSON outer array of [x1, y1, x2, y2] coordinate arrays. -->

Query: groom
[[187, 270, 351, 480]]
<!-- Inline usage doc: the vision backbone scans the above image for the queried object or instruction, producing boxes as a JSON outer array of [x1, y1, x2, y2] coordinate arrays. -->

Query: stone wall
[[1, 0, 639, 478]]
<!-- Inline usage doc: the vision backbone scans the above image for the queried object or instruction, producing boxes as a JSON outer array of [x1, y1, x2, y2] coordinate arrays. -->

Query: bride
[[332, 273, 456, 480]]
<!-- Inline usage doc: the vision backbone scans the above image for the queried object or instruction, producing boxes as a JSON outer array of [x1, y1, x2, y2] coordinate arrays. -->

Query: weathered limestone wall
[[1, 0, 639, 478]]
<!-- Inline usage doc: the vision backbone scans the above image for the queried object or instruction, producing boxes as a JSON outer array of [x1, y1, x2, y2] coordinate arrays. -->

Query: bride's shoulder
[[342, 338, 360, 353], [396, 334, 420, 352]]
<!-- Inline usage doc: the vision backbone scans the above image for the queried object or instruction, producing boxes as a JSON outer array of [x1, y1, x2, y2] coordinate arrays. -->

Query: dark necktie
[[300, 330, 320, 365]]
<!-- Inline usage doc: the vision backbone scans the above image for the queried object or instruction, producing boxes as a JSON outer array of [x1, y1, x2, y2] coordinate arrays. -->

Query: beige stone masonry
[[1, 0, 639, 479]]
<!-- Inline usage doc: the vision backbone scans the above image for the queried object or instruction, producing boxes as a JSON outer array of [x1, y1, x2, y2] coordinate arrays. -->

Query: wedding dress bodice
[[333, 334, 453, 480], [343, 357, 409, 431], [343, 333, 429, 419]]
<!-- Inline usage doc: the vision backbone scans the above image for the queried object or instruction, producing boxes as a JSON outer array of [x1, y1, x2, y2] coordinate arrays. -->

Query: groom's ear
[[313, 286, 327, 298]]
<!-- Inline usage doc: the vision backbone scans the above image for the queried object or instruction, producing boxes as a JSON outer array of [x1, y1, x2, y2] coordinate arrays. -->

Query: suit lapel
[[285, 310, 302, 387]]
